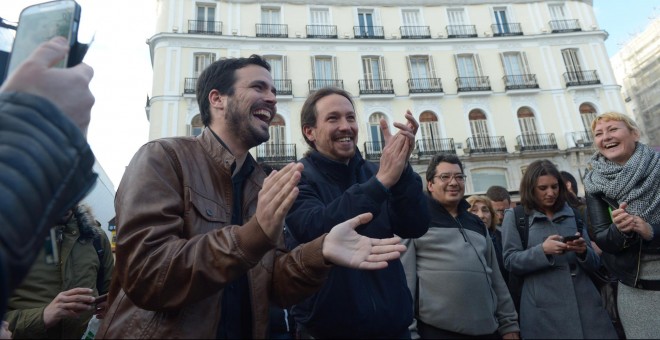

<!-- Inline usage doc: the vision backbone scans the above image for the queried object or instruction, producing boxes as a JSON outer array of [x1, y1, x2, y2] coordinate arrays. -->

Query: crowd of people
[[1, 37, 658, 339]]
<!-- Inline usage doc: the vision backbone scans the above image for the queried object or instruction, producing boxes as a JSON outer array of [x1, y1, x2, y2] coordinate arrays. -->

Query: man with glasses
[[486, 185, 513, 226], [402, 153, 520, 339]]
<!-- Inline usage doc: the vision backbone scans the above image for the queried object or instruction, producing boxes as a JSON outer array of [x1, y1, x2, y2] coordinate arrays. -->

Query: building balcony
[[188, 20, 222, 35], [353, 26, 385, 39], [408, 78, 443, 94], [569, 131, 594, 148], [306, 25, 338, 38], [184, 77, 197, 94], [515, 133, 558, 152], [308, 79, 344, 92], [447, 25, 478, 38], [456, 76, 491, 92], [358, 79, 394, 95], [400, 26, 431, 39], [274, 79, 292, 96], [549, 19, 581, 33], [255, 23, 288, 38], [363, 141, 384, 161], [465, 136, 508, 154], [503, 74, 539, 90], [491, 23, 523, 36], [416, 138, 456, 157], [564, 70, 600, 87], [255, 143, 297, 164]]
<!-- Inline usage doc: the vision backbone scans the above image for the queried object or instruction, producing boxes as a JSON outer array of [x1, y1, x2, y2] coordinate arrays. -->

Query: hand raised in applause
[[255, 162, 304, 243], [322, 213, 407, 270], [375, 111, 419, 188]]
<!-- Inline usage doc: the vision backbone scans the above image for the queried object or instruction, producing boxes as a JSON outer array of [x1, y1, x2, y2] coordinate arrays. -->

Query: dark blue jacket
[[285, 149, 429, 338]]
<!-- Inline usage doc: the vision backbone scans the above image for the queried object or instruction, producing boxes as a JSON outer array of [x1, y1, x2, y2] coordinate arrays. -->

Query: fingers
[[29, 36, 70, 69], [70, 62, 95, 83]]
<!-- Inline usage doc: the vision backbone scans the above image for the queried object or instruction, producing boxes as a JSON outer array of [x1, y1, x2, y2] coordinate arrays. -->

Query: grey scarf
[[583, 143, 660, 224]]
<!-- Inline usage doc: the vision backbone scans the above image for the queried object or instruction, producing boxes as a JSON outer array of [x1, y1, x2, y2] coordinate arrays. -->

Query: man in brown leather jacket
[[96, 55, 406, 339]]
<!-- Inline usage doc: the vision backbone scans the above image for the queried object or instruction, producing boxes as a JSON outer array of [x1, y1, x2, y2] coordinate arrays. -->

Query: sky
[[0, 0, 657, 189]]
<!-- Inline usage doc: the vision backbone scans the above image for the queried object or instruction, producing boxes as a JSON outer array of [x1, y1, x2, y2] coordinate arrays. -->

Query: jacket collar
[[198, 127, 257, 175], [307, 147, 364, 181], [428, 193, 471, 217]]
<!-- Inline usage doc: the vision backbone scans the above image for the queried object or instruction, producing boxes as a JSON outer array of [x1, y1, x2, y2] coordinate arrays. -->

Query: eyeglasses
[[433, 173, 467, 183]]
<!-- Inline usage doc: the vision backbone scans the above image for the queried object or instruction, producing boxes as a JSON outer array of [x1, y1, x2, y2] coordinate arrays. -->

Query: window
[[368, 113, 386, 152], [264, 55, 287, 80], [312, 56, 337, 80], [407, 55, 435, 79], [562, 48, 584, 82], [455, 54, 488, 88], [579, 103, 597, 132], [517, 107, 538, 135], [447, 8, 467, 36], [357, 9, 375, 36], [362, 56, 386, 90], [402, 9, 421, 26], [261, 6, 281, 25], [471, 168, 508, 193], [196, 4, 216, 32], [189, 114, 203, 136], [493, 7, 510, 34], [194, 53, 216, 77], [261, 114, 286, 156], [420, 111, 440, 139], [310, 8, 330, 25], [469, 109, 491, 148], [548, 4, 567, 20], [500, 52, 529, 76]]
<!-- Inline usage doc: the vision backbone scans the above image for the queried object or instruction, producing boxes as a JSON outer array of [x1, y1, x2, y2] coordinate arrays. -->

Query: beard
[[225, 98, 272, 149]]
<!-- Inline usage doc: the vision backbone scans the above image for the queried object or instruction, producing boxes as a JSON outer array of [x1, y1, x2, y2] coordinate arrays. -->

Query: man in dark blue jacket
[[285, 87, 430, 338]]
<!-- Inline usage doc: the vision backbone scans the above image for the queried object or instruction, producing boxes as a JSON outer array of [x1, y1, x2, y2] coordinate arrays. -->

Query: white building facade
[[146, 0, 625, 197]]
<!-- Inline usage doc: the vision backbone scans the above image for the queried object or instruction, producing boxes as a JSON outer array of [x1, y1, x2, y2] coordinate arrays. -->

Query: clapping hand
[[322, 213, 407, 270]]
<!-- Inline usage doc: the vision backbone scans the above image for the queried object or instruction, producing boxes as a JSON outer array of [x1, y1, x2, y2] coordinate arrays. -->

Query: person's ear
[[209, 89, 225, 111], [303, 125, 316, 143]]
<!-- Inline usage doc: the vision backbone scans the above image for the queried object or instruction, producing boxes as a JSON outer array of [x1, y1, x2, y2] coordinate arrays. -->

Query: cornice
[[224, 0, 592, 6]]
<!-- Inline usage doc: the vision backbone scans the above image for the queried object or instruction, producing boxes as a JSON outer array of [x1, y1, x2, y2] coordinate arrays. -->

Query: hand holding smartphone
[[562, 235, 580, 243], [6, 0, 81, 77]]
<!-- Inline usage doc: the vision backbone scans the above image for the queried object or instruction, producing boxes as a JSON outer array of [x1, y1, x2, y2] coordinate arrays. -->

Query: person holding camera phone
[[502, 160, 617, 339], [0, 35, 96, 320]]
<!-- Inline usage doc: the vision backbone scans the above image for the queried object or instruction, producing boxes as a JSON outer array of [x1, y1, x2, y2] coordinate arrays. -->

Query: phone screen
[[6, 0, 80, 76]]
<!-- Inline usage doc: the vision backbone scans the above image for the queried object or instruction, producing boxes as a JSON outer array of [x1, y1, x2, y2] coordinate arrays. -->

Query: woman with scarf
[[584, 112, 660, 339]]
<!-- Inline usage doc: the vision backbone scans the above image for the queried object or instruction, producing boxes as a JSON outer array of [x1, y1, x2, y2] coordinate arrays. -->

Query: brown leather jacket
[[97, 128, 331, 339]]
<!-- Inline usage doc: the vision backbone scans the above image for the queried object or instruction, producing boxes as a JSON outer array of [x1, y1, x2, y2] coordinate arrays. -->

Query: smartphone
[[562, 235, 580, 243], [94, 293, 108, 305], [6, 0, 81, 77]]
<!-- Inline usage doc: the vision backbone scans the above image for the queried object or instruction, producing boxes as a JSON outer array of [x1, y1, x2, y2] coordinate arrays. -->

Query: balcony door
[[358, 10, 375, 36], [447, 8, 467, 36], [264, 114, 286, 156], [500, 52, 531, 85], [562, 48, 584, 82], [362, 56, 386, 90], [407, 55, 436, 91], [196, 5, 215, 32], [419, 111, 441, 153], [580, 103, 597, 139], [518, 107, 539, 146], [493, 7, 510, 34], [311, 56, 337, 89], [261, 7, 281, 25], [264, 55, 287, 80], [368, 113, 386, 152], [194, 53, 215, 77], [469, 109, 491, 149], [456, 54, 486, 88]]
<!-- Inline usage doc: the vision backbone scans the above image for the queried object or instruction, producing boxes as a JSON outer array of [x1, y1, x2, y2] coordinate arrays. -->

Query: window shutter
[[379, 56, 387, 79], [283, 55, 288, 79], [332, 56, 338, 79], [310, 56, 316, 78], [405, 56, 412, 77], [428, 55, 437, 78], [521, 52, 530, 74], [474, 54, 484, 77], [499, 53, 507, 75]]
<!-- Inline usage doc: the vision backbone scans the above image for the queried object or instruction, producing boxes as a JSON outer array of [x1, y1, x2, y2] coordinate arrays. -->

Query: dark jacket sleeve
[[0, 92, 96, 314], [585, 193, 639, 253], [387, 164, 430, 239]]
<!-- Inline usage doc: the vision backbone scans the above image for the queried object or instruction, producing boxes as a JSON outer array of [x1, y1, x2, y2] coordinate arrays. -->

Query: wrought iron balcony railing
[[446, 25, 478, 38], [491, 23, 523, 36], [549, 19, 581, 33], [364, 141, 385, 161], [188, 20, 222, 35], [308, 79, 344, 92], [516, 133, 558, 152], [358, 79, 394, 95], [456, 76, 491, 92], [255, 143, 297, 163], [408, 78, 443, 94], [400, 26, 431, 39], [416, 138, 456, 157], [465, 136, 508, 154], [564, 70, 600, 87], [570, 131, 594, 147], [503, 74, 539, 90], [255, 23, 288, 38], [274, 79, 292, 96], [353, 26, 385, 39], [306, 25, 338, 38], [184, 78, 197, 94]]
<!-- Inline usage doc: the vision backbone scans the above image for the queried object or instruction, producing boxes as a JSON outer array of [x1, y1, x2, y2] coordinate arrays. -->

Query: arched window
[[189, 114, 203, 136], [469, 109, 491, 148], [579, 103, 597, 132], [517, 106, 539, 146], [368, 112, 386, 152]]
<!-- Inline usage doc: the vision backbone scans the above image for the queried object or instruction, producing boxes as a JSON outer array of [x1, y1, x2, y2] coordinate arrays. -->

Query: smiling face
[[214, 65, 277, 151], [534, 175, 559, 214], [469, 201, 493, 228], [303, 94, 358, 164], [428, 162, 465, 212], [593, 119, 639, 165]]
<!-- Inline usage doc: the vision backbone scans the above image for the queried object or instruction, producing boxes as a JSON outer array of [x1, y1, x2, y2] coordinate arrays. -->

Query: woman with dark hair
[[584, 112, 660, 339], [502, 160, 617, 339]]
